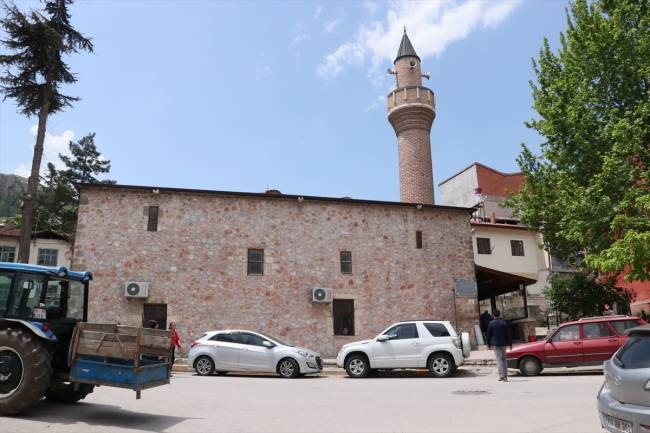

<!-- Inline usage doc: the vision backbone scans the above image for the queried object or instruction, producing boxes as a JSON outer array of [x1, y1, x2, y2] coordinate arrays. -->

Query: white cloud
[[324, 18, 343, 33], [366, 95, 386, 111], [32, 126, 74, 166], [292, 23, 312, 45], [293, 34, 312, 44], [315, 7, 322, 19], [14, 127, 75, 177], [317, 0, 521, 81], [14, 164, 30, 178]]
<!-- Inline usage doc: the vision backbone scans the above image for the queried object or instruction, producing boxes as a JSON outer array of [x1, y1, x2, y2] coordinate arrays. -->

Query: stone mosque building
[[72, 32, 518, 356]]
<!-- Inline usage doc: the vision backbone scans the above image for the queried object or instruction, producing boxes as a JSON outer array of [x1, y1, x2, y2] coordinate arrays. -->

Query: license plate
[[33, 308, 46, 319], [606, 415, 632, 433]]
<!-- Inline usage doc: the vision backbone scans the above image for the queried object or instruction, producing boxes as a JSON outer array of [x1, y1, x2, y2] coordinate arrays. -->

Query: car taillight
[[452, 336, 461, 349], [42, 324, 49, 331], [191, 341, 201, 349]]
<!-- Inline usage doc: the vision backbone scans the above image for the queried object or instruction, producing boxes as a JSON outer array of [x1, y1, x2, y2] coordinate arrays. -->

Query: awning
[[475, 265, 537, 301]]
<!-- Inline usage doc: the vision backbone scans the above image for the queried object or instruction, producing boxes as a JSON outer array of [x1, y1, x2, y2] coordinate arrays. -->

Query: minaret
[[387, 29, 436, 204]]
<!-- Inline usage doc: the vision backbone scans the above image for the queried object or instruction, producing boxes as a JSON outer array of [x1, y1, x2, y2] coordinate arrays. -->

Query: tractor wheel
[[0, 327, 52, 415], [44, 383, 95, 404]]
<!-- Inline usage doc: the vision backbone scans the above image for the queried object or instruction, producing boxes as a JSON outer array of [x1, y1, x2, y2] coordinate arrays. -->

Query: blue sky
[[1, 0, 569, 204]]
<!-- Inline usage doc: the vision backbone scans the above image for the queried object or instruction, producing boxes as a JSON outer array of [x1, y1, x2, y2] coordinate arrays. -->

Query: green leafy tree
[[0, 0, 93, 263], [545, 271, 635, 319], [505, 0, 650, 282]]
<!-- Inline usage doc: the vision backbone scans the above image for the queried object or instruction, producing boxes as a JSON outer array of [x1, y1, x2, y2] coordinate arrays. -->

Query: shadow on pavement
[[191, 373, 326, 379], [13, 399, 199, 432]]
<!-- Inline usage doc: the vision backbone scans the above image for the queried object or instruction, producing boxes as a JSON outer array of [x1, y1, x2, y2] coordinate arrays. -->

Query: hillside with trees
[[0, 174, 27, 220]]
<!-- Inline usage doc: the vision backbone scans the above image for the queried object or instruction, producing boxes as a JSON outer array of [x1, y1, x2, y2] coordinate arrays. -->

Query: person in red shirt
[[168, 322, 183, 377]]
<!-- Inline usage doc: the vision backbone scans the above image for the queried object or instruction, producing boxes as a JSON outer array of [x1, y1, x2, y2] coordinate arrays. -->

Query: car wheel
[[278, 358, 299, 378], [216, 371, 228, 376], [345, 354, 370, 378], [428, 353, 455, 378], [519, 356, 542, 376], [194, 356, 215, 376]]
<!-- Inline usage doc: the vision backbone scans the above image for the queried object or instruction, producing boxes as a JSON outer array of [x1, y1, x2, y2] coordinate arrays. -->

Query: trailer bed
[[68, 323, 173, 398]]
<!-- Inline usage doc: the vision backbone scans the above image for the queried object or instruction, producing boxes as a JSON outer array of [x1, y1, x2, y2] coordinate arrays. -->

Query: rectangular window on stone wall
[[248, 249, 264, 275], [147, 206, 159, 231], [340, 251, 352, 274], [0, 246, 16, 262], [333, 300, 354, 336], [476, 238, 491, 255], [143, 303, 167, 330], [37, 248, 58, 266], [415, 231, 423, 249], [510, 240, 525, 256]]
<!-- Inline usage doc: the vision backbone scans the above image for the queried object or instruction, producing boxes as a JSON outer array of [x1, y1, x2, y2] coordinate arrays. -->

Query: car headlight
[[297, 350, 314, 358]]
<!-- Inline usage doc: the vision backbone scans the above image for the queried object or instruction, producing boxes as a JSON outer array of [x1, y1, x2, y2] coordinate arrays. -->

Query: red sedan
[[506, 316, 647, 376]]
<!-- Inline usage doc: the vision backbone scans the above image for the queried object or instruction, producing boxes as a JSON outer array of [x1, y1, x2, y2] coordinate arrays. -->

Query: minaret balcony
[[386, 86, 436, 134], [386, 86, 436, 115]]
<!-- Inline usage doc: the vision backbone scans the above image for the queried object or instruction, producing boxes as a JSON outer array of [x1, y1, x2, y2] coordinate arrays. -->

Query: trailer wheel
[[0, 327, 52, 415], [44, 383, 95, 404]]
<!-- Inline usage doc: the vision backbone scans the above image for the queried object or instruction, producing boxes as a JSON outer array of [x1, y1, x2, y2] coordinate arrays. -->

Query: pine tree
[[0, 0, 93, 263]]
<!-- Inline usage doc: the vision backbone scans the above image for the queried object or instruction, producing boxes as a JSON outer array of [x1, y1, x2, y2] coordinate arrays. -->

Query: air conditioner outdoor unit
[[311, 287, 333, 303], [125, 281, 149, 298]]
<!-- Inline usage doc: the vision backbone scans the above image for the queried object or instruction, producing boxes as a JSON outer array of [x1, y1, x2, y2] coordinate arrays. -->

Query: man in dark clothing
[[480, 310, 492, 344], [486, 309, 513, 382]]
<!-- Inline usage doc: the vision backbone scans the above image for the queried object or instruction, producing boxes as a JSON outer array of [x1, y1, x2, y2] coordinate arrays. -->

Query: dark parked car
[[506, 316, 647, 376], [597, 324, 650, 433]]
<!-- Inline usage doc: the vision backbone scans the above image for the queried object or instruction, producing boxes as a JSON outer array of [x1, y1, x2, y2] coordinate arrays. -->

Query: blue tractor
[[0, 263, 97, 414]]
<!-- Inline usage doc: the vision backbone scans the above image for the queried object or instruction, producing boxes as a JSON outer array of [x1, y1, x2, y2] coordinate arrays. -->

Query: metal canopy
[[475, 265, 537, 301]]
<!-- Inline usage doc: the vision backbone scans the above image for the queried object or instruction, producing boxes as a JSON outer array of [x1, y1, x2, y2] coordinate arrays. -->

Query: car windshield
[[257, 332, 293, 347]]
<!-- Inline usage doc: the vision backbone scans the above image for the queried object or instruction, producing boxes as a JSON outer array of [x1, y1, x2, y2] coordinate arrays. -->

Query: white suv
[[336, 320, 471, 378]]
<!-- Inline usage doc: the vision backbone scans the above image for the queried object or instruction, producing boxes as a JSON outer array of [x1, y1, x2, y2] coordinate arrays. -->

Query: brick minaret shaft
[[387, 30, 436, 204]]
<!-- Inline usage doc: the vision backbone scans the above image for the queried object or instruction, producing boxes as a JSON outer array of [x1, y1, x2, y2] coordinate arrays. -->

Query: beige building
[[440, 163, 552, 331], [0, 220, 73, 267]]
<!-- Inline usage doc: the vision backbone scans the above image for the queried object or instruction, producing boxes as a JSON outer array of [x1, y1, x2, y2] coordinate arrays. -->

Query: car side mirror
[[263, 341, 274, 348], [377, 335, 389, 342]]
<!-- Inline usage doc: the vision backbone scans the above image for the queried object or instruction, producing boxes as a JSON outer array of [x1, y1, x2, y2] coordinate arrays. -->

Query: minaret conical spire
[[394, 27, 420, 63]]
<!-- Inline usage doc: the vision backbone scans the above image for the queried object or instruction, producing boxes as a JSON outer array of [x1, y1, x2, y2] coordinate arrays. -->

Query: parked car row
[[188, 320, 471, 379]]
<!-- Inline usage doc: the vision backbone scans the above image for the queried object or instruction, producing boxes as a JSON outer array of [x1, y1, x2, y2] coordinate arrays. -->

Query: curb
[[172, 364, 494, 376], [173, 364, 603, 377]]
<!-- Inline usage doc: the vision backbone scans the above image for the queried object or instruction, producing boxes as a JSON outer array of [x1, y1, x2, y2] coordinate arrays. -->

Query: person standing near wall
[[168, 322, 183, 377], [487, 309, 513, 382], [480, 309, 493, 343]]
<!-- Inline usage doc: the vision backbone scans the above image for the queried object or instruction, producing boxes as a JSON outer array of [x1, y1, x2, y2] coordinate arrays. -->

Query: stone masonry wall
[[73, 187, 477, 357]]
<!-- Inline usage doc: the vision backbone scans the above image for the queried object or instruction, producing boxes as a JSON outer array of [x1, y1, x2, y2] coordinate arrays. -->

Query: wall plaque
[[454, 278, 478, 297]]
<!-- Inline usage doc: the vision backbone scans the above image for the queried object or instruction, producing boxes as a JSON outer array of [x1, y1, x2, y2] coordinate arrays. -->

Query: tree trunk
[[17, 97, 50, 264]]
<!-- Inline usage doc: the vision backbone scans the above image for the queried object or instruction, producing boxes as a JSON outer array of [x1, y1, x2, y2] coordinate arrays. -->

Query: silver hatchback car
[[188, 330, 323, 378], [597, 324, 650, 433]]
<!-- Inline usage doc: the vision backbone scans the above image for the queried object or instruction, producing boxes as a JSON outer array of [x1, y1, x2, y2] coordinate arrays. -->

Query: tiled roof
[[0, 229, 71, 240]]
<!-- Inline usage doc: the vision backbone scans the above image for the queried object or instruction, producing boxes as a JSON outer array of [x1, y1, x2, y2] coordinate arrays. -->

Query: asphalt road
[[2, 371, 605, 433]]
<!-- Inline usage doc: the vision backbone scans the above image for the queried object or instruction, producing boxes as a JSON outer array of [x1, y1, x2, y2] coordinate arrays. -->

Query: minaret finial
[[404, 25, 406, 34]]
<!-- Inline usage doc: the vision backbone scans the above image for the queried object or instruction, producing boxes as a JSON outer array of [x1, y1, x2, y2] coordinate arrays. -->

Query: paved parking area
[[2, 370, 604, 432]]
